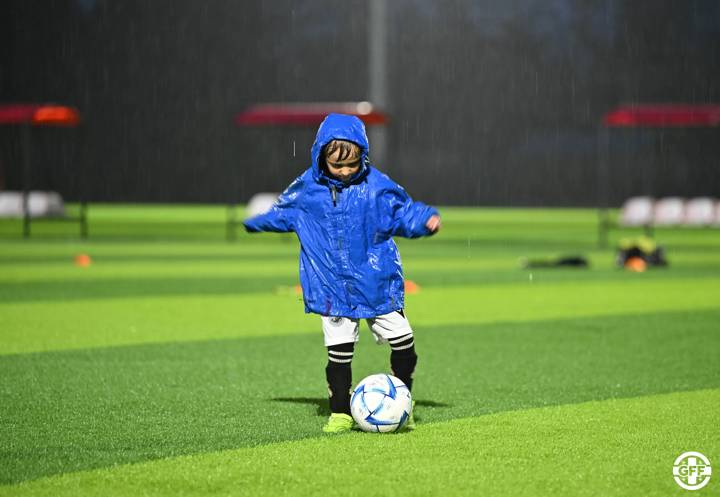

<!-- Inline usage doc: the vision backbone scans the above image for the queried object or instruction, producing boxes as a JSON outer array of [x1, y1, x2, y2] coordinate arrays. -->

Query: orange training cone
[[74, 254, 92, 267], [624, 257, 647, 272], [404, 280, 421, 294]]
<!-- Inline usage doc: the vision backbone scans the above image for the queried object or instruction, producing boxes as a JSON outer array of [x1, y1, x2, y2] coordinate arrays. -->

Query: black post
[[21, 123, 32, 238], [643, 223, 654, 239], [226, 204, 237, 242], [598, 209, 609, 249], [597, 126, 610, 249], [77, 120, 88, 239], [80, 201, 88, 238]]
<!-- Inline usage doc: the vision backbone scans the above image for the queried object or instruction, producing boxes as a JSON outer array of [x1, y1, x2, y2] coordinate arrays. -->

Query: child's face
[[325, 141, 361, 183]]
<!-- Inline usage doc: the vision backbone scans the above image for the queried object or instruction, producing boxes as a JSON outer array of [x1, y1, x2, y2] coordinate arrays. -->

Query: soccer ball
[[350, 374, 412, 432]]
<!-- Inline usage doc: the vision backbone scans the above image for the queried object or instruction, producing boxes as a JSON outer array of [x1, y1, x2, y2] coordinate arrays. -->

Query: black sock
[[389, 334, 418, 391], [325, 342, 354, 415]]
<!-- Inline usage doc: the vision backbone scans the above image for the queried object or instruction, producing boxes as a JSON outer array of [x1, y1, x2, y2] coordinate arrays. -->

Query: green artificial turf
[[4, 389, 718, 497], [1, 310, 719, 484], [1, 205, 719, 495]]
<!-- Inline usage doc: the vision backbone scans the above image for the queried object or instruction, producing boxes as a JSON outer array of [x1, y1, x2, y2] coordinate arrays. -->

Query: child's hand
[[426, 215, 441, 234]]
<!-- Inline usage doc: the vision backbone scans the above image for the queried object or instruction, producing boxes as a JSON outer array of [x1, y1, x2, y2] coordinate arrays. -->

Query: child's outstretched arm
[[382, 184, 440, 238], [244, 176, 303, 233]]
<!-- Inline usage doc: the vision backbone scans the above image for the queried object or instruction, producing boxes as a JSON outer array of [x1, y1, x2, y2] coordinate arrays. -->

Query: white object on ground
[[654, 197, 685, 226], [684, 197, 715, 226], [0, 191, 65, 218], [620, 196, 654, 226], [246, 192, 280, 218]]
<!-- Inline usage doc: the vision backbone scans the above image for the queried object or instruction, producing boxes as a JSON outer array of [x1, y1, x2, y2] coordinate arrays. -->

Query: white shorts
[[321, 310, 413, 347]]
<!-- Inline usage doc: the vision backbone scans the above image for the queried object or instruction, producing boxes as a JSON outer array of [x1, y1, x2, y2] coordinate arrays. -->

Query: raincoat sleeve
[[382, 183, 439, 239], [243, 176, 304, 233]]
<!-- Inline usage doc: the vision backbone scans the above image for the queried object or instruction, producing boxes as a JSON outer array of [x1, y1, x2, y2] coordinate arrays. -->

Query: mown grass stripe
[[3, 389, 717, 497], [2, 310, 718, 484], [2, 267, 720, 303], [2, 278, 719, 355]]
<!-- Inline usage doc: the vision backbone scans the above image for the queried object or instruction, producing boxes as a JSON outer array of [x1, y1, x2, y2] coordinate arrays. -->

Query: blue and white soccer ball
[[350, 374, 412, 432]]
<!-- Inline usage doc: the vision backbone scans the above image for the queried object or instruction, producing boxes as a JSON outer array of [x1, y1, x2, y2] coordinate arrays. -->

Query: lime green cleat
[[404, 401, 417, 431], [323, 413, 354, 433]]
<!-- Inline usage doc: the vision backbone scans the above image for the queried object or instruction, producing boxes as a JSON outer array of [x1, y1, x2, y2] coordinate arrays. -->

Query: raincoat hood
[[310, 113, 370, 186]]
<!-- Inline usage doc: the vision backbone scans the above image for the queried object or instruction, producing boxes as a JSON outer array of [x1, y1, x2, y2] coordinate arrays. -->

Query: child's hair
[[324, 140, 360, 165]]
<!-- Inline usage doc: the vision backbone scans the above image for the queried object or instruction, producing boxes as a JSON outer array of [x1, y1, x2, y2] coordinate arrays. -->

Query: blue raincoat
[[244, 113, 438, 318]]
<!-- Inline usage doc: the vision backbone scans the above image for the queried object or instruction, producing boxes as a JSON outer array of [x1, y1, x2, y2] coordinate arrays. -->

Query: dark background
[[1, 0, 719, 206]]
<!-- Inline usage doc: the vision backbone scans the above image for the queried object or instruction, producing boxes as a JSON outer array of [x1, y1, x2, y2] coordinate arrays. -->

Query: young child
[[244, 113, 440, 433]]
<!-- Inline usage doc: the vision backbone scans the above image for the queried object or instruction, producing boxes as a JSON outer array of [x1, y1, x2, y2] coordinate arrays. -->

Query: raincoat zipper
[[331, 185, 337, 207]]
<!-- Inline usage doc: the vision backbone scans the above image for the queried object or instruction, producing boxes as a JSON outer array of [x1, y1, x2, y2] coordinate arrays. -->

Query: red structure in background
[[0, 104, 81, 126], [598, 104, 720, 247], [235, 101, 387, 127], [0, 103, 85, 238], [604, 104, 720, 128]]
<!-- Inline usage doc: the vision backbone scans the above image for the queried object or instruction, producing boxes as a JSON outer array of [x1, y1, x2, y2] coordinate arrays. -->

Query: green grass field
[[1, 205, 719, 496]]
